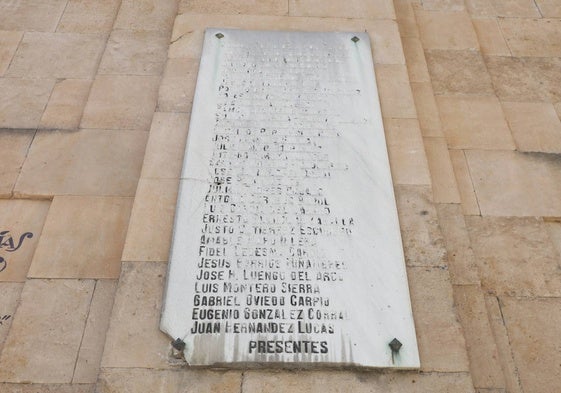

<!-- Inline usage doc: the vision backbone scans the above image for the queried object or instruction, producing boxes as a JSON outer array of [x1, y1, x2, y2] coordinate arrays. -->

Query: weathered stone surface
[[426, 50, 494, 96], [500, 297, 561, 393], [395, 185, 448, 267], [6, 32, 105, 78], [485, 56, 561, 102], [465, 150, 561, 217], [0, 279, 95, 383], [99, 30, 169, 76], [0, 283, 23, 352], [121, 179, 179, 262], [28, 196, 133, 279], [73, 280, 118, 384], [0, 0, 67, 32], [57, 0, 121, 34], [113, 0, 178, 31], [423, 137, 462, 203], [408, 267, 470, 372], [385, 118, 431, 185], [243, 370, 475, 392], [96, 368, 241, 393], [436, 95, 515, 150], [15, 129, 148, 197], [81, 76, 159, 130], [0, 199, 50, 282], [0, 384, 95, 393], [0, 78, 55, 129], [179, 0, 288, 15], [449, 150, 480, 216], [288, 0, 395, 19], [453, 285, 505, 389], [101, 262, 170, 369], [466, 216, 561, 296], [0, 31, 23, 76], [416, 10, 478, 50], [436, 204, 480, 285], [39, 79, 91, 130], [0, 130, 35, 197]]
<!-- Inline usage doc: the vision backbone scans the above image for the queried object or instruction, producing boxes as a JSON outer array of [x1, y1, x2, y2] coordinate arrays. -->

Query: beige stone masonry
[[57, 0, 121, 34], [0, 279, 95, 383], [466, 216, 561, 297], [384, 118, 431, 185], [0, 130, 35, 198], [435, 204, 480, 285], [448, 150, 480, 216], [423, 137, 461, 203], [97, 368, 241, 393], [0, 283, 23, 353], [81, 75, 160, 130], [28, 196, 133, 279], [465, 150, 561, 217], [101, 262, 170, 369], [39, 79, 92, 130], [14, 129, 148, 198], [437, 95, 515, 150], [0, 31, 22, 76], [0, 0, 68, 32], [0, 200, 50, 282], [243, 370, 475, 392], [140, 112, 191, 179], [121, 179, 179, 263], [6, 32, 105, 79], [395, 185, 447, 267], [502, 101, 561, 154], [500, 297, 561, 393], [0, 78, 55, 129]]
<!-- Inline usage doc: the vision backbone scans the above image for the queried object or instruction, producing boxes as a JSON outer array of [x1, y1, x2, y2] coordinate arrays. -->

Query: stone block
[[436, 95, 515, 150], [0, 199, 50, 282], [395, 185, 448, 268], [449, 150, 480, 216], [0, 0, 67, 32], [485, 56, 561, 103], [472, 18, 511, 56], [96, 368, 241, 393], [465, 150, 561, 217], [101, 262, 170, 369], [423, 137, 461, 203], [502, 101, 561, 154], [28, 196, 133, 279], [81, 75, 159, 130], [0, 130, 35, 197], [501, 297, 561, 393], [408, 267, 470, 372], [179, 0, 288, 15], [0, 78, 54, 129], [466, 216, 561, 296], [6, 32, 105, 79], [73, 280, 118, 384], [122, 179, 179, 262], [39, 79, 91, 130], [0, 283, 23, 352], [0, 279, 95, 383], [288, 0, 395, 19], [385, 118, 431, 185], [453, 285, 505, 389], [0, 31, 22, 76], [416, 10, 479, 50], [99, 30, 169, 76], [140, 112, 190, 179], [435, 204, 480, 285], [57, 0, 121, 34], [489, 0, 540, 17], [113, 0, 178, 31], [243, 370, 475, 392], [375, 64, 417, 119], [15, 129, 148, 197], [425, 50, 494, 96]]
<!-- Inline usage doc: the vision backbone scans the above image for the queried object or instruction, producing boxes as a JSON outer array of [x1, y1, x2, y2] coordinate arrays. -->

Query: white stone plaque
[[161, 29, 420, 368]]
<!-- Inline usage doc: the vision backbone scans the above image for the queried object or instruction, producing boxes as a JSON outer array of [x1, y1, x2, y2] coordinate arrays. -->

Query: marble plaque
[[161, 29, 420, 368]]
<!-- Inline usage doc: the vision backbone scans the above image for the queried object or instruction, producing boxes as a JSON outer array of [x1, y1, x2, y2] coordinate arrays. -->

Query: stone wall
[[0, 0, 560, 392]]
